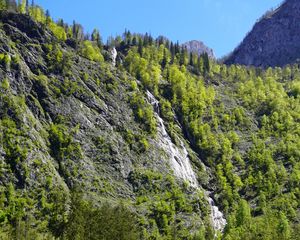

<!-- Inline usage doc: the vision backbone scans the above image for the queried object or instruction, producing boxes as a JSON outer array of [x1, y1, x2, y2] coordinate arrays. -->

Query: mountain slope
[[0, 9, 219, 239], [0, 3, 300, 240], [225, 0, 300, 67]]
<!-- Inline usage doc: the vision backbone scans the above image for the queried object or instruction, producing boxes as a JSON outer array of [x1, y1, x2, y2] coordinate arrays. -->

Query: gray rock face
[[0, 11, 181, 197], [225, 0, 300, 67], [183, 40, 215, 59]]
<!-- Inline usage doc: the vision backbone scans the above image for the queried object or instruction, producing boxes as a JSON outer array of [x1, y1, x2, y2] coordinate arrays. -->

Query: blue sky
[[35, 0, 283, 58]]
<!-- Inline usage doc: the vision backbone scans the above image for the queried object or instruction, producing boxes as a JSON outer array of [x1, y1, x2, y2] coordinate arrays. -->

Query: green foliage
[[0, 3, 300, 239], [130, 92, 157, 135], [121, 40, 300, 239], [29, 5, 46, 23], [65, 192, 139, 240], [44, 43, 71, 74], [48, 123, 82, 183], [0, 53, 11, 70], [48, 22, 67, 41], [125, 47, 161, 94], [91, 28, 102, 48], [289, 80, 300, 98], [60, 77, 79, 96], [1, 118, 28, 187], [0, 0, 6, 10], [18, 0, 26, 14], [80, 40, 104, 62], [1, 78, 10, 91], [129, 170, 213, 239]]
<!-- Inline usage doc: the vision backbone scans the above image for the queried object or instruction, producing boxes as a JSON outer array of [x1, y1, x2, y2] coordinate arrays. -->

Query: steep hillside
[[0, 9, 220, 240], [0, 2, 300, 240], [225, 0, 300, 67]]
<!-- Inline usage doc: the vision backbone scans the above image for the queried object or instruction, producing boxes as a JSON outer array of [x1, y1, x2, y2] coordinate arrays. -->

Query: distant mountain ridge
[[183, 40, 215, 59], [225, 0, 300, 67]]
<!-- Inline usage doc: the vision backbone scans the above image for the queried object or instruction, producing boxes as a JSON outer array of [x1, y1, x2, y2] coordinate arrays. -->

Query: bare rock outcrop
[[225, 0, 300, 67], [183, 40, 215, 59]]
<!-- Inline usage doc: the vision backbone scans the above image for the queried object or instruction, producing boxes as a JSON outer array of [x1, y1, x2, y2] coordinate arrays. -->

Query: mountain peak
[[225, 0, 300, 67], [183, 40, 215, 59]]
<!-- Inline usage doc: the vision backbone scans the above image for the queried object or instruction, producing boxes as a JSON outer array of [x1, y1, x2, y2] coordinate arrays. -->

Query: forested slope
[[0, 1, 299, 239]]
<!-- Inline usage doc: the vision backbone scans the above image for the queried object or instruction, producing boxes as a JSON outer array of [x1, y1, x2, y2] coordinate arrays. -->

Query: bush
[[49, 22, 67, 41], [0, 53, 11, 69], [80, 41, 104, 63], [1, 78, 10, 91]]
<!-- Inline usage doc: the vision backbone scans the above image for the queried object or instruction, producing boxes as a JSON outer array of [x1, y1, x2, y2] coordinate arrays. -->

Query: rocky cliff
[[225, 0, 300, 67], [183, 40, 215, 58]]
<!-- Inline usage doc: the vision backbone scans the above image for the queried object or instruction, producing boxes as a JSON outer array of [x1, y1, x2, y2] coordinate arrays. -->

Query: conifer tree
[[203, 52, 210, 74], [179, 46, 188, 65], [125, 29, 132, 45], [143, 33, 149, 46], [138, 37, 143, 56], [132, 36, 137, 46], [91, 28, 102, 48], [45, 9, 50, 25], [161, 48, 168, 68], [174, 41, 180, 55], [189, 52, 194, 66], [72, 21, 84, 42], [170, 42, 175, 56]]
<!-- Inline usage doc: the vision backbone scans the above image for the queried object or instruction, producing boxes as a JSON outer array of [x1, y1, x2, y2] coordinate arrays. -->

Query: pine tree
[[161, 48, 168, 68], [170, 42, 175, 57], [179, 46, 188, 66], [132, 36, 137, 46], [189, 52, 194, 66], [125, 29, 132, 46], [202, 52, 210, 74], [138, 37, 143, 56], [174, 41, 180, 55], [45, 9, 50, 25], [91, 28, 102, 48], [148, 34, 153, 45], [72, 21, 84, 42], [143, 33, 149, 46], [57, 18, 64, 27]]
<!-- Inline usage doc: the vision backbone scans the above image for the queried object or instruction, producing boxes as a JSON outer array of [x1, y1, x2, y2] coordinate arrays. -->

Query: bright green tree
[[0, 0, 6, 9], [18, 0, 26, 13]]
